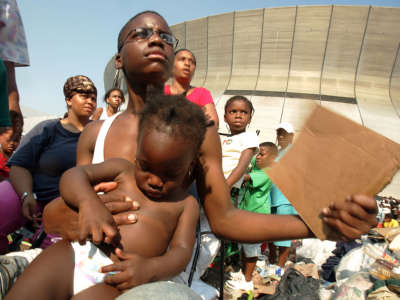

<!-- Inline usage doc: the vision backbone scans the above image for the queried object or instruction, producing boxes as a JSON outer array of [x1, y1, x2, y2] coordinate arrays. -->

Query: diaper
[[71, 241, 113, 295]]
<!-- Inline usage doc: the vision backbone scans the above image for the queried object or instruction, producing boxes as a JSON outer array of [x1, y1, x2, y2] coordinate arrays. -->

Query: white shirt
[[220, 131, 259, 188]]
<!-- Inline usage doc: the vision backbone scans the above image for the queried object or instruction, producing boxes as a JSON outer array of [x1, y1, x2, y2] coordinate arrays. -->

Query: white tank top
[[92, 112, 121, 164]]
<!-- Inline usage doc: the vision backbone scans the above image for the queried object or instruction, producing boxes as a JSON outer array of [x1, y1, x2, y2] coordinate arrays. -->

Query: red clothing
[[164, 85, 214, 107], [0, 152, 10, 178]]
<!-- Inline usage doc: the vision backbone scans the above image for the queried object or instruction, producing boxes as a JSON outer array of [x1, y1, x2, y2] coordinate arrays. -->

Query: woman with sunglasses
[[164, 49, 219, 127]]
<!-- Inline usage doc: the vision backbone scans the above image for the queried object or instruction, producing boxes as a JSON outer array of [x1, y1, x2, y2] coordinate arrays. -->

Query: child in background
[[0, 112, 20, 181], [92, 88, 125, 120], [226, 142, 278, 292], [268, 122, 298, 271], [5, 94, 206, 300], [220, 95, 258, 205], [383, 212, 399, 228]]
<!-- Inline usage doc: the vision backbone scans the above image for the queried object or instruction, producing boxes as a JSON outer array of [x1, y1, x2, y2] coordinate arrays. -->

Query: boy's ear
[[115, 53, 123, 70]]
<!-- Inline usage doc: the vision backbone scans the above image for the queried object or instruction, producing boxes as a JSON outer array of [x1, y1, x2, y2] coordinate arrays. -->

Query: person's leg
[[3, 62, 23, 135], [277, 246, 290, 268], [268, 242, 277, 265], [242, 255, 257, 282], [4, 240, 74, 300]]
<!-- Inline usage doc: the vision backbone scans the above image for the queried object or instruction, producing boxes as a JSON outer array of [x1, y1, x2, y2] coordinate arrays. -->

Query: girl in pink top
[[164, 49, 219, 127]]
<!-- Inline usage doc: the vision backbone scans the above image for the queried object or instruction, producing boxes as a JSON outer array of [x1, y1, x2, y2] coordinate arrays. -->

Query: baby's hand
[[78, 200, 118, 244], [322, 194, 378, 241], [102, 248, 153, 290]]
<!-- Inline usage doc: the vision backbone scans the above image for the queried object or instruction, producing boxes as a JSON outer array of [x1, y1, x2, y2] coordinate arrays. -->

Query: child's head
[[116, 11, 176, 88], [104, 88, 125, 109], [0, 126, 18, 158], [135, 94, 207, 199], [224, 95, 254, 134], [256, 142, 278, 169]]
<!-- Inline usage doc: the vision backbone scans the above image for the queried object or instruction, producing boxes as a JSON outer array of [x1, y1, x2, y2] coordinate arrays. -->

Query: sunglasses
[[120, 27, 179, 51]]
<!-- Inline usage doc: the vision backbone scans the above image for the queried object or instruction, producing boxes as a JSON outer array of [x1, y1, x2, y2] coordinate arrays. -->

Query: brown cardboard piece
[[267, 105, 400, 240]]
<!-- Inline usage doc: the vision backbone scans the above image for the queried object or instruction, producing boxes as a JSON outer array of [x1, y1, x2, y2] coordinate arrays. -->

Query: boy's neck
[[125, 83, 163, 114]]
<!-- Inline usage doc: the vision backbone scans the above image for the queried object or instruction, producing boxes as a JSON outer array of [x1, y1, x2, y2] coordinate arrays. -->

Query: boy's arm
[[197, 126, 377, 242], [226, 148, 256, 188], [103, 195, 200, 290], [59, 158, 132, 243]]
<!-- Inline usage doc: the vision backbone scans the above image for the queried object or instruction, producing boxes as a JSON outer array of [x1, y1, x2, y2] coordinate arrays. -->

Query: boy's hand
[[322, 194, 378, 241], [79, 201, 118, 244], [102, 248, 153, 290]]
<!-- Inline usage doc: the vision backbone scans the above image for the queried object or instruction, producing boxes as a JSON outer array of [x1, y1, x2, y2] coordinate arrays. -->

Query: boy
[[226, 142, 278, 292], [5, 94, 206, 299]]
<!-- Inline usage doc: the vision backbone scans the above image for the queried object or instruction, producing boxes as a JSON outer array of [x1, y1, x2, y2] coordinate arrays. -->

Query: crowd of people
[[0, 7, 380, 300]]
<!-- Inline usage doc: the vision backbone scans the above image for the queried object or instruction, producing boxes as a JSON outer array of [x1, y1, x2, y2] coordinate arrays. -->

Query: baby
[[5, 94, 207, 300]]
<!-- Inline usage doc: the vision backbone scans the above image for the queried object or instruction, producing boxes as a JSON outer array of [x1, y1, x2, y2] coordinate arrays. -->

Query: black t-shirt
[[8, 119, 80, 202]]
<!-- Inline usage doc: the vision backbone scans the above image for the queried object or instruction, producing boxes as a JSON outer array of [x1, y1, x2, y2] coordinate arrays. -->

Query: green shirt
[[240, 157, 272, 214], [0, 59, 10, 127]]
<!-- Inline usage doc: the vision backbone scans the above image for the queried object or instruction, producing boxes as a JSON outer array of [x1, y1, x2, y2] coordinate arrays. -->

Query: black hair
[[104, 88, 125, 104], [118, 10, 166, 52], [259, 142, 278, 156], [174, 48, 197, 66], [139, 94, 207, 157], [224, 95, 255, 118]]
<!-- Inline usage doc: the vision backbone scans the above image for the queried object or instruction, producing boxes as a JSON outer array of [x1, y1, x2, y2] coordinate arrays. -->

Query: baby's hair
[[118, 10, 166, 52], [104, 88, 125, 104], [259, 142, 278, 156], [224, 95, 255, 118], [139, 94, 207, 156], [174, 49, 197, 66]]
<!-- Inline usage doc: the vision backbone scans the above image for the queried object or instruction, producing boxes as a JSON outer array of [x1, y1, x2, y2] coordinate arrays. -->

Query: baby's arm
[[226, 147, 256, 188], [59, 158, 133, 244], [102, 195, 200, 290]]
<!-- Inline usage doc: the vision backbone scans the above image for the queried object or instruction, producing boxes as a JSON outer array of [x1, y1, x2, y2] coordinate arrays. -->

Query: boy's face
[[135, 128, 194, 200], [116, 13, 174, 86], [256, 146, 274, 169]]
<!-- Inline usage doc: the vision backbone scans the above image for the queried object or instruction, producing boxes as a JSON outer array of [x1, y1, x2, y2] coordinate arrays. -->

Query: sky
[[15, 0, 400, 116]]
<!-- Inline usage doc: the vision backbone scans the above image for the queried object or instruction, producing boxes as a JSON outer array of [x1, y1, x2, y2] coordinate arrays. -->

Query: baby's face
[[134, 128, 194, 200]]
